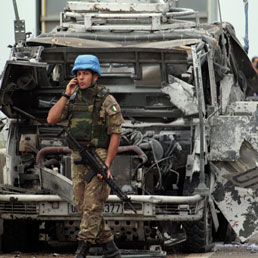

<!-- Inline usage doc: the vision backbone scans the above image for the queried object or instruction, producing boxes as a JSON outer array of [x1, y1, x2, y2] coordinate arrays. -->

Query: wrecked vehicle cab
[[0, 0, 258, 254]]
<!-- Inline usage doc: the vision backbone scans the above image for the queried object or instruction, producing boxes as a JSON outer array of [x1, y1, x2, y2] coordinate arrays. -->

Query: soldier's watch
[[61, 92, 70, 100]]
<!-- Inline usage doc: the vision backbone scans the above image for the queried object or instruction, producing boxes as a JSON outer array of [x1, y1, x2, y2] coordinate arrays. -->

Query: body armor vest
[[68, 85, 110, 149]]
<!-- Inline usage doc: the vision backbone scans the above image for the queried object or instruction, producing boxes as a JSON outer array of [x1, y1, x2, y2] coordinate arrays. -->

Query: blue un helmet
[[72, 55, 102, 76]]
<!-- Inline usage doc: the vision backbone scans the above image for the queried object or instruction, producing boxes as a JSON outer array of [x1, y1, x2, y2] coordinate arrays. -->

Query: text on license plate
[[104, 203, 123, 214]]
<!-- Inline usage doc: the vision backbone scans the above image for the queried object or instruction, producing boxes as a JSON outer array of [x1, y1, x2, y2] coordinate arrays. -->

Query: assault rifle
[[9, 106, 136, 213], [65, 129, 137, 214]]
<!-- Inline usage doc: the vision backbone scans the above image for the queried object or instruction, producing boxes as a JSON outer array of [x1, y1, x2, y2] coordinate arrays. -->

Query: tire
[[2, 219, 40, 253], [182, 174, 214, 253], [182, 200, 214, 253]]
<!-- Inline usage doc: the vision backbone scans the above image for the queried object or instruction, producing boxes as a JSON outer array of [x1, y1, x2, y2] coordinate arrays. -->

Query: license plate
[[104, 203, 123, 214], [68, 203, 123, 214]]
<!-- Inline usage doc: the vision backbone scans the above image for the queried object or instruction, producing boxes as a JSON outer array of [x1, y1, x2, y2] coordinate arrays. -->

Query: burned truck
[[0, 0, 258, 254]]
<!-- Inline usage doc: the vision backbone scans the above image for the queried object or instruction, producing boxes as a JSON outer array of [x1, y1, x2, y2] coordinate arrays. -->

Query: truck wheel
[[182, 174, 214, 253], [182, 200, 214, 253], [2, 220, 40, 253]]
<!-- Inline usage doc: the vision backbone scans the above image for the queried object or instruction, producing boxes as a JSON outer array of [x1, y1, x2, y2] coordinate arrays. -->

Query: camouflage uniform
[[61, 86, 123, 244]]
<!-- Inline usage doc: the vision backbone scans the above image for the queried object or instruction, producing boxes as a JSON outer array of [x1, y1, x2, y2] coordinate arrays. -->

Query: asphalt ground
[[2, 234, 258, 258], [1, 243, 258, 258]]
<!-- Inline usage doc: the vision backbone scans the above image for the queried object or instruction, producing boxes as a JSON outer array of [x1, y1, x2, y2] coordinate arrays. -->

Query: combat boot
[[74, 240, 90, 258], [102, 240, 121, 258]]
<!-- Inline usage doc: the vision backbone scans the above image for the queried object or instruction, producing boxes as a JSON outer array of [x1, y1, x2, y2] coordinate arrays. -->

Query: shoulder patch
[[110, 104, 118, 112]]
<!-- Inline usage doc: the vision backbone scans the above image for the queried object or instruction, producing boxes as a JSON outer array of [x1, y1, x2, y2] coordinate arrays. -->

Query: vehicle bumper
[[0, 194, 204, 221]]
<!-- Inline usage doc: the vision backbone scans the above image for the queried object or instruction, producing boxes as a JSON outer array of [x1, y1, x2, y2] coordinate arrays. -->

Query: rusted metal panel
[[211, 149, 258, 242], [210, 104, 258, 160], [209, 116, 249, 161]]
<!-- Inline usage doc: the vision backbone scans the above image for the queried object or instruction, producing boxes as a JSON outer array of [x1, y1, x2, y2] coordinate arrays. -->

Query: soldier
[[47, 54, 123, 258]]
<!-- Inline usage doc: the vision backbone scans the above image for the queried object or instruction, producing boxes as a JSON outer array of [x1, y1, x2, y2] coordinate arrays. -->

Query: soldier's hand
[[97, 169, 111, 180], [65, 77, 78, 96]]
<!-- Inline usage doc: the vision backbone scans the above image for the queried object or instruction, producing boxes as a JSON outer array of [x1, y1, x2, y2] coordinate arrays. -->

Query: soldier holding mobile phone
[[47, 55, 123, 258]]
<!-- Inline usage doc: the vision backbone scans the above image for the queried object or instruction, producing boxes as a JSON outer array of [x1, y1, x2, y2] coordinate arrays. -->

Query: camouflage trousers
[[71, 148, 113, 244]]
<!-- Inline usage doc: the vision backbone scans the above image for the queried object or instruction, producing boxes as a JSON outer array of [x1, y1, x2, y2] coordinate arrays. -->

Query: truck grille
[[0, 202, 37, 215], [155, 203, 196, 215]]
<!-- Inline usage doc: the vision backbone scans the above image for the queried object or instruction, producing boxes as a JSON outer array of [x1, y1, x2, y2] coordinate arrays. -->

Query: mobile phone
[[72, 77, 78, 88]]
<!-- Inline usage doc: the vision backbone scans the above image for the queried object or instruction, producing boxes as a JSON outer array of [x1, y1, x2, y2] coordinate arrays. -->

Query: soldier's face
[[76, 70, 98, 89]]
